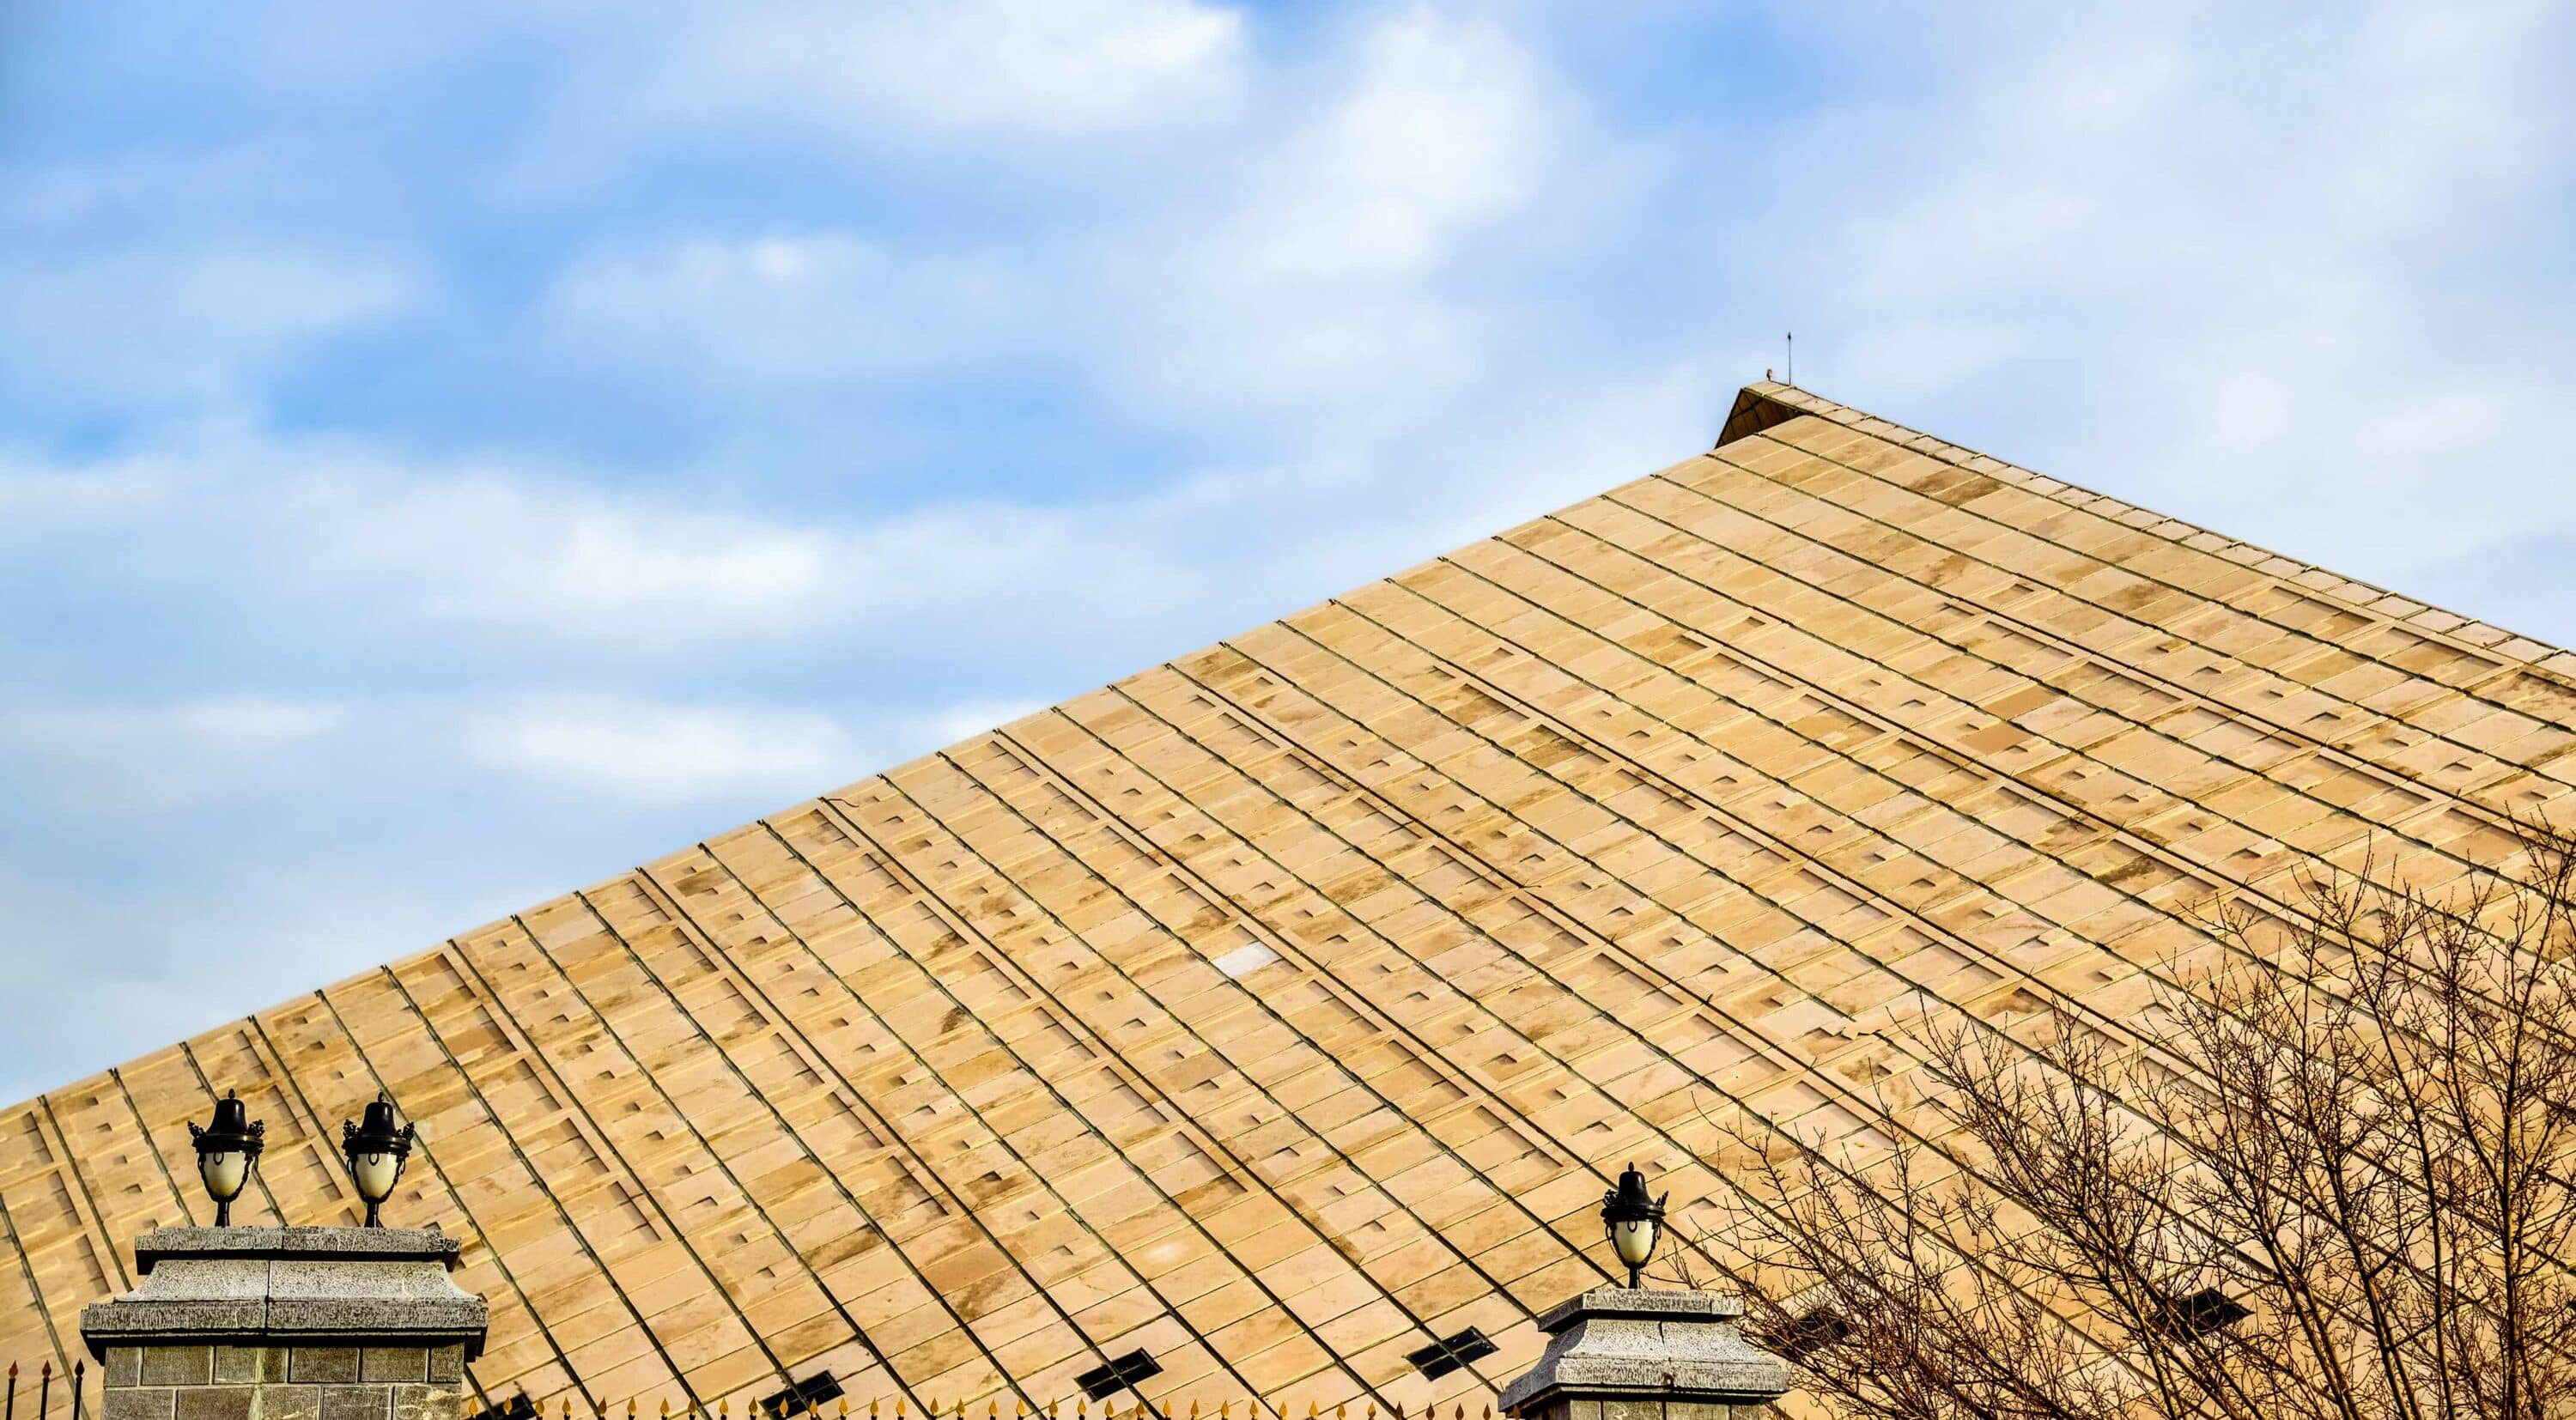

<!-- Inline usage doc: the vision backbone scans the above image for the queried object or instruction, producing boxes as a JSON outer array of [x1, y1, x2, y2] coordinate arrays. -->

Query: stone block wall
[[99, 1343, 469, 1420], [1522, 1399, 1779, 1420]]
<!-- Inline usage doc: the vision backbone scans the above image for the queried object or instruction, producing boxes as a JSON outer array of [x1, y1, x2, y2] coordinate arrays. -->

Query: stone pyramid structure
[[8, 383, 2567, 1418]]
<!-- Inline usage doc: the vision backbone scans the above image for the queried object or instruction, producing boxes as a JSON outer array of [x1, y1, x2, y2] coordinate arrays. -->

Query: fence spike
[[663, 1403, 672, 1417]]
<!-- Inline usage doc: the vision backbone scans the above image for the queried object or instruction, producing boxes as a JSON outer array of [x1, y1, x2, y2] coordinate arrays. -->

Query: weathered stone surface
[[390, 1385, 460, 1420], [106, 1346, 143, 1389], [292, 1350, 360, 1385], [358, 1349, 423, 1385], [214, 1345, 286, 1385], [76, 1228, 481, 1420], [258, 1385, 325, 1420], [142, 1348, 215, 1387], [82, 1229, 485, 1359], [106, 1391, 178, 1420], [134, 1230, 461, 1273], [176, 1385, 256, 1420], [320, 1386, 391, 1420], [1499, 1287, 1793, 1414]]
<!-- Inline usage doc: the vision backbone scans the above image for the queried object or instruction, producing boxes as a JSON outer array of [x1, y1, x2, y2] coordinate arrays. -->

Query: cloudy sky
[[1, 1, 2570, 1102]]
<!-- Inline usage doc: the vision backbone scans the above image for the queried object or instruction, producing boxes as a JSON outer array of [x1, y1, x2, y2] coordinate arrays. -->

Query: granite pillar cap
[[1498, 1288, 1791, 1412], [81, 1226, 486, 1362]]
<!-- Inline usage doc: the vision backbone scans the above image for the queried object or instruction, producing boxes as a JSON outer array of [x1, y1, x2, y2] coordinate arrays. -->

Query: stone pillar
[[1497, 1289, 1793, 1420], [79, 1228, 488, 1420]]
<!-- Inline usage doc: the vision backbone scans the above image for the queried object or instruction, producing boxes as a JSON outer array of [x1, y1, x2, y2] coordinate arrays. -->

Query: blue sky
[[1, 1, 2570, 1101]]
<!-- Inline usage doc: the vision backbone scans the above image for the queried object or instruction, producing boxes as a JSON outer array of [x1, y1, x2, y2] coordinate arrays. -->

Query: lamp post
[[1601, 1162, 1665, 1289], [341, 1093, 416, 1228], [186, 1091, 264, 1227]]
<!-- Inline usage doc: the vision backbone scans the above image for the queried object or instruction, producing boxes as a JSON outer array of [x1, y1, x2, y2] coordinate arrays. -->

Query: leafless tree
[[1688, 820, 2576, 1420]]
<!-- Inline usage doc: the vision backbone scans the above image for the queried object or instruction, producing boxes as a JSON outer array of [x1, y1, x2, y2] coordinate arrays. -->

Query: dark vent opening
[[762, 1373, 846, 1418], [472, 1398, 538, 1420], [2154, 1287, 2251, 1338], [1406, 1326, 1498, 1381], [1074, 1350, 1163, 1400]]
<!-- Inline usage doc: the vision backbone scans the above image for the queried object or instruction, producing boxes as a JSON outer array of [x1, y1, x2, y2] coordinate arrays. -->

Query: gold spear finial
[[662, 1403, 671, 1418]]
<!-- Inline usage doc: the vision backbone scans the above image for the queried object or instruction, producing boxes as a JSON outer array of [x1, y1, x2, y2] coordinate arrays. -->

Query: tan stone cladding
[[9, 383, 2574, 1419]]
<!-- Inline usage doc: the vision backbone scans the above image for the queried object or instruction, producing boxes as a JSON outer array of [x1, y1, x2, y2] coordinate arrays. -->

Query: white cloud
[[462, 695, 860, 800], [298, 462, 844, 637], [0, 244, 416, 406], [1101, 9, 1572, 418], [0, 455, 183, 526], [0, 695, 349, 812], [0, 695, 346, 752], [632, 0, 1248, 137], [1791, 0, 2572, 597], [543, 232, 1023, 386], [1230, 11, 1555, 283]]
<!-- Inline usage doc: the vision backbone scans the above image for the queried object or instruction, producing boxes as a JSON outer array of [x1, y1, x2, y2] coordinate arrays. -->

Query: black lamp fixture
[[187, 1090, 264, 1227], [341, 1092, 416, 1228], [1601, 1162, 1667, 1289]]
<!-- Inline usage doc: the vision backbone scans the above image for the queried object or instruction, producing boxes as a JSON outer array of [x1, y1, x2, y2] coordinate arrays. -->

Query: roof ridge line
[[1716, 380, 2576, 686]]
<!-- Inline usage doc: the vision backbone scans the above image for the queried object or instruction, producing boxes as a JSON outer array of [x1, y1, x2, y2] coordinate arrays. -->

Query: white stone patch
[[1210, 940, 1279, 979]]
